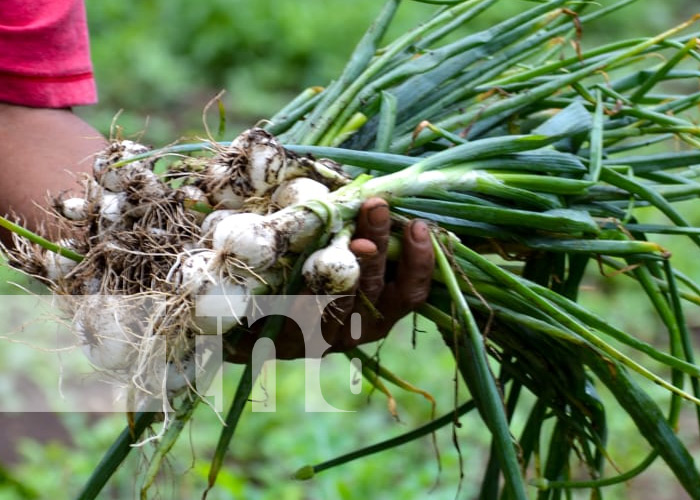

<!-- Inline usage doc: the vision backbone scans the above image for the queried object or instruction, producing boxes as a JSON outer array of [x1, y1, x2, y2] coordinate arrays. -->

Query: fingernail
[[411, 221, 429, 241], [368, 203, 389, 226], [355, 248, 377, 261]]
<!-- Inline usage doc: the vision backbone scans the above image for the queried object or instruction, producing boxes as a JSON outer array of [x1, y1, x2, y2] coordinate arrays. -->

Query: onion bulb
[[121, 168, 167, 217], [55, 196, 89, 221], [302, 228, 359, 294], [43, 240, 79, 282], [165, 351, 197, 398], [268, 207, 323, 253], [231, 128, 288, 196], [202, 129, 288, 208], [271, 177, 329, 208], [211, 212, 279, 270], [99, 191, 129, 223], [169, 250, 218, 296], [191, 277, 253, 334], [203, 163, 247, 209], [199, 209, 239, 240], [75, 297, 140, 371], [93, 140, 152, 192], [244, 134, 286, 195]]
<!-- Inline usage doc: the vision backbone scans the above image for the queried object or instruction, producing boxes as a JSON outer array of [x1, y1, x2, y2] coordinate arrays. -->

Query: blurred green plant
[[80, 0, 697, 142]]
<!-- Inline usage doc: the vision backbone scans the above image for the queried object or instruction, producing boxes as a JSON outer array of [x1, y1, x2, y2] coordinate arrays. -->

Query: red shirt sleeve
[[0, 0, 97, 108]]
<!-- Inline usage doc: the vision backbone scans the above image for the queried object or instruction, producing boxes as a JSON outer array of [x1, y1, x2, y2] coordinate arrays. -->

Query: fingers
[[227, 292, 354, 361], [334, 218, 434, 351], [224, 203, 435, 361], [353, 197, 391, 253], [350, 197, 391, 303], [323, 198, 392, 352], [270, 196, 394, 358], [394, 219, 434, 310]]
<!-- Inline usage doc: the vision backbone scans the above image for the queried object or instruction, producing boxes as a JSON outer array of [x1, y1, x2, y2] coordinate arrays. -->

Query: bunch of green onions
[[2, 0, 698, 498]]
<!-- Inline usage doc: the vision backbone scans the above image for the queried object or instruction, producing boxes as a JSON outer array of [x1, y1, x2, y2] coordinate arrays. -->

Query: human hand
[[324, 197, 434, 351], [224, 197, 435, 361]]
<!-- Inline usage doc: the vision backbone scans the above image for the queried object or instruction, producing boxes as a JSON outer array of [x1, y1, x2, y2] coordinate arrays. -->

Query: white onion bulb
[[244, 130, 287, 195], [302, 230, 359, 294], [199, 209, 240, 241], [57, 197, 89, 221], [268, 207, 323, 253], [99, 191, 128, 223], [205, 163, 246, 209], [271, 177, 329, 208], [43, 240, 79, 282], [93, 140, 152, 192], [170, 250, 218, 296], [211, 212, 279, 270], [75, 298, 140, 371], [165, 352, 197, 398], [192, 277, 252, 334], [121, 168, 167, 215]]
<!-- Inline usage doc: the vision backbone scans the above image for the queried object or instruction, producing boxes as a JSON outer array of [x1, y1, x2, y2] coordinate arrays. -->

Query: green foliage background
[[78, 0, 697, 143], [1, 1, 699, 499]]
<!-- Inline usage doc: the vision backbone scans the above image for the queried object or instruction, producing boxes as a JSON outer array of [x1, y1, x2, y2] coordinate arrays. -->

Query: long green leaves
[[432, 234, 528, 500], [584, 351, 700, 499], [77, 412, 156, 500], [293, 398, 476, 480], [204, 246, 311, 496], [62, 1, 700, 498], [290, 0, 401, 145]]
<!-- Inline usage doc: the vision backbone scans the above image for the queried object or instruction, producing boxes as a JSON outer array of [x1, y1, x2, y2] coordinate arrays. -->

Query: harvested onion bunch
[[4, 128, 360, 403], [2, 1, 700, 499]]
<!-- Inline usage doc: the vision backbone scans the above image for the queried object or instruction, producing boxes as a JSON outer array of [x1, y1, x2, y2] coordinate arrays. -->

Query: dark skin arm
[[0, 103, 434, 358], [0, 103, 106, 243]]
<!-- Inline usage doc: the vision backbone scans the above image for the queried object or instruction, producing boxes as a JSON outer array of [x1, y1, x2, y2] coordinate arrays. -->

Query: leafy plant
[[4, 0, 700, 498]]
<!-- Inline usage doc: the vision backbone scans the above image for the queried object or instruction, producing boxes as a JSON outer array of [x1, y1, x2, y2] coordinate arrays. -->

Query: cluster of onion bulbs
[[8, 128, 363, 402]]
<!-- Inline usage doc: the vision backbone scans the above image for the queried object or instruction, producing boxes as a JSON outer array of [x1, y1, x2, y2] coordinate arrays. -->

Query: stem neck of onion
[[330, 166, 492, 204]]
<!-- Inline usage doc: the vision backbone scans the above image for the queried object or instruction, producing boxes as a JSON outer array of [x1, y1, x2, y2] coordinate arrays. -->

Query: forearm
[[0, 103, 106, 241]]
